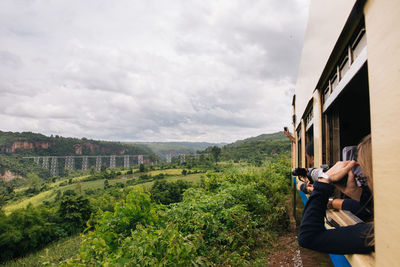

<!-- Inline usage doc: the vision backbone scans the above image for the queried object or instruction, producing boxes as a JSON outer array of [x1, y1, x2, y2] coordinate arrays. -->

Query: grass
[[137, 173, 203, 189], [3, 190, 54, 214], [3, 235, 81, 267], [2, 171, 204, 265], [148, 168, 183, 176], [4, 171, 204, 214]]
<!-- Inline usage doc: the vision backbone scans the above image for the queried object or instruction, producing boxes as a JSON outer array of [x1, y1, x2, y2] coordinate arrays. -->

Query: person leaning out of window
[[298, 135, 374, 254]]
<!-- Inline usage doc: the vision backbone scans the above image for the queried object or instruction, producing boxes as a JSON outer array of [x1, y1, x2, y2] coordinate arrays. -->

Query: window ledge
[[326, 209, 375, 267]]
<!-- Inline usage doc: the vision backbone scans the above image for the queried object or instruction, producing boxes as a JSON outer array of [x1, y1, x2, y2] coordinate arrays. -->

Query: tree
[[139, 164, 145, 172], [59, 195, 92, 234], [100, 164, 107, 173], [150, 180, 191, 205], [211, 146, 222, 163], [104, 179, 110, 189], [26, 173, 40, 193]]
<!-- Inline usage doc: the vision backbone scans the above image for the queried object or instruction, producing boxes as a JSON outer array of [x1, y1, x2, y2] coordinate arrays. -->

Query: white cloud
[[0, 0, 309, 142]]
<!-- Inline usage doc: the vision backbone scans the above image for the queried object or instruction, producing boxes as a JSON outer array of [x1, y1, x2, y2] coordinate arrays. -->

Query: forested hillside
[[0, 130, 152, 156], [130, 142, 224, 158], [0, 131, 154, 181], [204, 132, 291, 164]]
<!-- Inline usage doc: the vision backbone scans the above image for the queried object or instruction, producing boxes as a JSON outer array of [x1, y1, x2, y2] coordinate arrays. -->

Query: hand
[[335, 170, 362, 201], [325, 161, 358, 183], [306, 181, 314, 193]]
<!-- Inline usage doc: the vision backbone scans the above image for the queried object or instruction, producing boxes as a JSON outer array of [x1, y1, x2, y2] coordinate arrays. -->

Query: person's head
[[306, 142, 314, 166], [358, 134, 373, 190]]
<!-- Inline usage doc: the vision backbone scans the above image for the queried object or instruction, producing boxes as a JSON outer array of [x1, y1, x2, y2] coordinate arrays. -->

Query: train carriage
[[292, 0, 400, 266]]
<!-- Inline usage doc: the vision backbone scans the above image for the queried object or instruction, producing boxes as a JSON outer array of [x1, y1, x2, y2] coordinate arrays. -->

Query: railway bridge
[[24, 155, 146, 176], [24, 153, 204, 176]]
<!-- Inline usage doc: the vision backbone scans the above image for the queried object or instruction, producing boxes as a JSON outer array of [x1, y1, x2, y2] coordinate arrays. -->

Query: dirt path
[[266, 199, 334, 267], [266, 230, 333, 267]]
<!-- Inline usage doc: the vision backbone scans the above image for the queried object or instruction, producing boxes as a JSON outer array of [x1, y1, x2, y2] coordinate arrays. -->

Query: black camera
[[292, 146, 368, 187], [292, 165, 330, 184]]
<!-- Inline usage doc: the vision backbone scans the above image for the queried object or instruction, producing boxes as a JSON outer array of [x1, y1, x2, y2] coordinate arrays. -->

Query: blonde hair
[[357, 134, 374, 246], [358, 134, 373, 190]]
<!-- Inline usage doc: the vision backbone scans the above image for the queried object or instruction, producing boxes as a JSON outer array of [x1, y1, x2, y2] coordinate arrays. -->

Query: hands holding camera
[[319, 160, 362, 201]]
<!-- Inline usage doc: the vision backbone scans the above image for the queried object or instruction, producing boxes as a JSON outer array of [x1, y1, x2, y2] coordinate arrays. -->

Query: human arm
[[319, 161, 362, 201], [298, 181, 374, 254], [331, 198, 344, 210], [283, 128, 296, 143]]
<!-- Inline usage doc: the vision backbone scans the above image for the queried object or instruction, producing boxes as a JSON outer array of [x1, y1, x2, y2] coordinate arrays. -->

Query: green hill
[[0, 131, 154, 180], [0, 130, 152, 157], [130, 142, 225, 159], [219, 131, 291, 162]]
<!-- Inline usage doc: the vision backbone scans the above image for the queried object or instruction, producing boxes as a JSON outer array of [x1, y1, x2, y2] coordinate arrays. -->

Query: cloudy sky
[[0, 0, 309, 143]]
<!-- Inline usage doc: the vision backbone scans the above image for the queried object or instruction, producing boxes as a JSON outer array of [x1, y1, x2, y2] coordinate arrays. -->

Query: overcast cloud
[[0, 0, 309, 142]]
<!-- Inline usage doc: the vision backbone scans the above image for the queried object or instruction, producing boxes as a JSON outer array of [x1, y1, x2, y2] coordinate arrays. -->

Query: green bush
[[150, 180, 191, 205], [70, 158, 291, 266]]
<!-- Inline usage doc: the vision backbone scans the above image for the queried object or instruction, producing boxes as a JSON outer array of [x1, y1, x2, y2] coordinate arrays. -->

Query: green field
[[4, 170, 203, 214], [148, 168, 183, 176], [3, 235, 81, 267], [2, 170, 205, 265], [137, 173, 203, 189]]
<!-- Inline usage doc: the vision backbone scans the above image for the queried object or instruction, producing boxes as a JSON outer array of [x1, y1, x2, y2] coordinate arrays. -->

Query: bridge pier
[[65, 156, 75, 171], [110, 155, 116, 169], [138, 155, 143, 165], [180, 154, 186, 164], [82, 156, 88, 170], [124, 155, 130, 168], [50, 157, 58, 176], [95, 156, 102, 170], [166, 154, 172, 163], [42, 157, 49, 169]]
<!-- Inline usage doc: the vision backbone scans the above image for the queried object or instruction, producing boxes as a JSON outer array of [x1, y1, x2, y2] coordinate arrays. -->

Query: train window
[[322, 63, 370, 164], [305, 107, 313, 129], [330, 72, 339, 91], [351, 28, 366, 62], [297, 129, 302, 167], [323, 84, 330, 104], [305, 125, 314, 167], [339, 54, 350, 80], [323, 110, 340, 164]]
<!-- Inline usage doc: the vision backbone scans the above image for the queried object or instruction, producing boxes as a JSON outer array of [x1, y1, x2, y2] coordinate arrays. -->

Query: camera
[[292, 166, 330, 184], [292, 146, 368, 187]]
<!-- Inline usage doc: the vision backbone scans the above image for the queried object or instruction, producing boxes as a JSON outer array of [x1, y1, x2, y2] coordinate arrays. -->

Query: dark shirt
[[300, 182, 309, 194], [298, 181, 374, 254], [341, 186, 373, 222]]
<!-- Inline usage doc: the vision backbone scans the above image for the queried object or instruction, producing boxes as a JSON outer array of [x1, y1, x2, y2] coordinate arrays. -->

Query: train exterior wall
[[364, 0, 400, 265]]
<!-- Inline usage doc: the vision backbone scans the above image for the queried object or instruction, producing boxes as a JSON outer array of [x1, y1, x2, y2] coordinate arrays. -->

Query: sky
[[0, 0, 309, 143]]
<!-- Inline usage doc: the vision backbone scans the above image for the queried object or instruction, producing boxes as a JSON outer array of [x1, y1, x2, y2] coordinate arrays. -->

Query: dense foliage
[[0, 155, 50, 180], [0, 193, 93, 262], [69, 156, 291, 266], [211, 132, 291, 163], [131, 141, 224, 159], [150, 180, 191, 205], [0, 130, 152, 156]]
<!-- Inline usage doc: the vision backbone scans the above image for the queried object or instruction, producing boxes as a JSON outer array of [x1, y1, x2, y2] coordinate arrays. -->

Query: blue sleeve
[[342, 198, 361, 214], [298, 181, 374, 254]]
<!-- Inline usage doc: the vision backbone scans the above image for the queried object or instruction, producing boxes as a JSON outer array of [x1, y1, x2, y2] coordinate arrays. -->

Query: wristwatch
[[327, 197, 334, 209], [316, 168, 331, 183]]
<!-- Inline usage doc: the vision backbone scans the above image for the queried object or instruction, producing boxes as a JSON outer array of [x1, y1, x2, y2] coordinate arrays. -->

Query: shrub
[[59, 195, 92, 235], [150, 180, 191, 205], [69, 158, 291, 266]]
